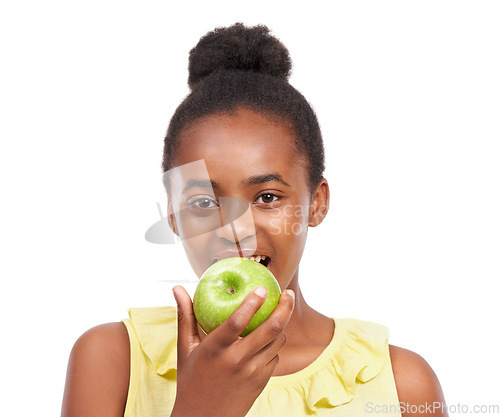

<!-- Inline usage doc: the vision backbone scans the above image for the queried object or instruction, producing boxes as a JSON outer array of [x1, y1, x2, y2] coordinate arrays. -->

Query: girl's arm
[[61, 322, 130, 417], [390, 345, 448, 417]]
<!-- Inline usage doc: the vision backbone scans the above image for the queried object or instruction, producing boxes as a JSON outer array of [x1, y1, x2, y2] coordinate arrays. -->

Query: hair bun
[[188, 23, 292, 88]]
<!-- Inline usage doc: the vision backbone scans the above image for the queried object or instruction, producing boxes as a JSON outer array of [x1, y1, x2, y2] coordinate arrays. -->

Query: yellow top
[[122, 307, 402, 417]]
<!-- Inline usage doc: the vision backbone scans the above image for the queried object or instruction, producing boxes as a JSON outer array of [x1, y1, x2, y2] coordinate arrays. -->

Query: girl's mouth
[[248, 255, 271, 268], [211, 255, 271, 269]]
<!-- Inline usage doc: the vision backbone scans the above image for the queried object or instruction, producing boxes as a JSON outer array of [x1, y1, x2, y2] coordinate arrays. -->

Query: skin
[[61, 108, 448, 417]]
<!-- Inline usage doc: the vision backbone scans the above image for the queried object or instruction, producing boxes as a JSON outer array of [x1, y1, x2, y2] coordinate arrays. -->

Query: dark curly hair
[[162, 23, 325, 192]]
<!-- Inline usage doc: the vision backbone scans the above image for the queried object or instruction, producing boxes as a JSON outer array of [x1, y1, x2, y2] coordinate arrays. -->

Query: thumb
[[172, 286, 200, 358]]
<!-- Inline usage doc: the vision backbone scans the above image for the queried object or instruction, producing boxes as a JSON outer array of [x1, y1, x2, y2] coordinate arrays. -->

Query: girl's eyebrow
[[245, 173, 290, 187], [182, 178, 217, 194]]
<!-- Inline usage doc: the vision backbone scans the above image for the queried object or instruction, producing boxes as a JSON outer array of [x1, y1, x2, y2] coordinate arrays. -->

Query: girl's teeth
[[248, 255, 267, 263]]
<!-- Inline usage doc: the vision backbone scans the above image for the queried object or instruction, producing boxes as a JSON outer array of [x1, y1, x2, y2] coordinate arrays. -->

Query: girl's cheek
[[269, 217, 282, 235], [182, 233, 215, 272], [265, 206, 309, 237]]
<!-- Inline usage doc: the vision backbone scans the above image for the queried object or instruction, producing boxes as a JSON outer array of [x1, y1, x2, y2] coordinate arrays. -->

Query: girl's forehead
[[168, 109, 309, 194], [175, 108, 301, 166]]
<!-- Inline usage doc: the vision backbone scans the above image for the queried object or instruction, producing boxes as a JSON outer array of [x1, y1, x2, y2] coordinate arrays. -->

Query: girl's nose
[[215, 197, 256, 244]]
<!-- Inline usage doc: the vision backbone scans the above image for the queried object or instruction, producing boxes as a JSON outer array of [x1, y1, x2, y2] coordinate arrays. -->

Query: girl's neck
[[270, 277, 335, 377], [284, 275, 335, 350]]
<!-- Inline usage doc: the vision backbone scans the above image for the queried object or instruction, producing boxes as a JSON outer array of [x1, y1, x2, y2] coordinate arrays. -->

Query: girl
[[62, 23, 447, 417]]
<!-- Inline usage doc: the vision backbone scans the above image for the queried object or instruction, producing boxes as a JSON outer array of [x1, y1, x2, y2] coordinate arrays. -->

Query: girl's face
[[168, 108, 328, 290]]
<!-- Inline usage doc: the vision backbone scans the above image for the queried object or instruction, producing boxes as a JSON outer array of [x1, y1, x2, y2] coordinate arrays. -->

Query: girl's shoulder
[[61, 322, 130, 416], [388, 345, 447, 415], [334, 318, 448, 415]]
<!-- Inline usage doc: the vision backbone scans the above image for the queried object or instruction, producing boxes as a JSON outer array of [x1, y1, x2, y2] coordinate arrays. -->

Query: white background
[[1, 1, 499, 415]]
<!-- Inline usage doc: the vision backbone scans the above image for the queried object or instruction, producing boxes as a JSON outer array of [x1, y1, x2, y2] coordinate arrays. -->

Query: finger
[[210, 286, 268, 346], [172, 286, 200, 356], [263, 353, 280, 380], [240, 289, 295, 354], [254, 329, 287, 367]]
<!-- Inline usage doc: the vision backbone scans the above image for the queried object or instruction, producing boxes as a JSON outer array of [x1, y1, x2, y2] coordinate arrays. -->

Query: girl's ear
[[308, 178, 330, 227], [167, 201, 180, 236]]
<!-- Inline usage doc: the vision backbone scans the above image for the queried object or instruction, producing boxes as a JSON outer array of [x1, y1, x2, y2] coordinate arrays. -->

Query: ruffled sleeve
[[250, 318, 390, 415], [128, 306, 178, 377]]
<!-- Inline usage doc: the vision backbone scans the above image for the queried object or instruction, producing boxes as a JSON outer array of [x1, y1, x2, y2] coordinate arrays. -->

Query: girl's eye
[[188, 196, 219, 209], [255, 193, 279, 205]]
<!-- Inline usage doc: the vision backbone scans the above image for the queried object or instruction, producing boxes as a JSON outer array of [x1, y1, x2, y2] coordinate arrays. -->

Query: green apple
[[193, 257, 281, 336]]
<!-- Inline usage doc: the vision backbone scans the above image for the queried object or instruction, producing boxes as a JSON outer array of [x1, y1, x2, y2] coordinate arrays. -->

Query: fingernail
[[172, 287, 179, 303], [285, 289, 295, 303], [255, 286, 268, 298]]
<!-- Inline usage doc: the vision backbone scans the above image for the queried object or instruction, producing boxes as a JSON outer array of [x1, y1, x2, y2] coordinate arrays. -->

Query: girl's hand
[[171, 285, 295, 417]]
